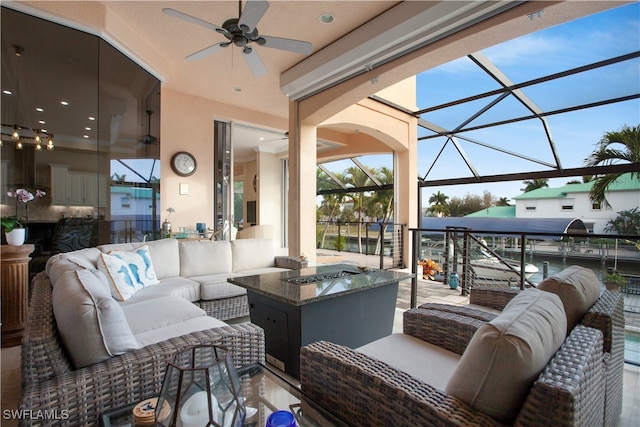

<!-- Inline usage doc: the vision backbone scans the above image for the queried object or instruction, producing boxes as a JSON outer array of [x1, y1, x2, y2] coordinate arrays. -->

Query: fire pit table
[[228, 263, 413, 378]]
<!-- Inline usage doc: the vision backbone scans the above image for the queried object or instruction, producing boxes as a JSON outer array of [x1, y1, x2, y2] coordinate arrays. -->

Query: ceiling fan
[[263, 131, 289, 142], [162, 0, 313, 77], [139, 110, 158, 145]]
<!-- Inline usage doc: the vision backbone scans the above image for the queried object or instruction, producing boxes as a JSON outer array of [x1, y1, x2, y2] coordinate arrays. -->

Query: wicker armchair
[[19, 272, 265, 426], [423, 286, 625, 427], [301, 308, 605, 427]]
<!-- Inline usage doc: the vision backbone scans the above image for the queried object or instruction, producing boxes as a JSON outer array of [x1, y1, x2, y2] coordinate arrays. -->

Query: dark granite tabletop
[[228, 263, 413, 306]]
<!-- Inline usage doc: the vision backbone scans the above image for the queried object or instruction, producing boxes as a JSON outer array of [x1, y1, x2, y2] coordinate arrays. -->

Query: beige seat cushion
[[358, 333, 461, 391], [52, 269, 139, 369], [121, 277, 201, 304], [537, 265, 601, 333], [445, 288, 567, 423]]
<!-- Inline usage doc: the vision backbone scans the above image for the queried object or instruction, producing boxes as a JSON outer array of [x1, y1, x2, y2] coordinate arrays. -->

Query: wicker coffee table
[[100, 362, 348, 426]]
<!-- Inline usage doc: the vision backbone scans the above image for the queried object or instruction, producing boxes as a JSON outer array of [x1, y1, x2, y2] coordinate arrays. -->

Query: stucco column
[[288, 101, 317, 262], [395, 123, 418, 268], [257, 149, 283, 249]]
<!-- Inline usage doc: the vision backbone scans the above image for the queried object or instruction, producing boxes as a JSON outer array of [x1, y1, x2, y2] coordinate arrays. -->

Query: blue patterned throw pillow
[[97, 253, 140, 301], [108, 245, 160, 289]]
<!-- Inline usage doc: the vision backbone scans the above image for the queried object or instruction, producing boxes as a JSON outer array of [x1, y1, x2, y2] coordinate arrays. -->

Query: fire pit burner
[[286, 270, 359, 284]]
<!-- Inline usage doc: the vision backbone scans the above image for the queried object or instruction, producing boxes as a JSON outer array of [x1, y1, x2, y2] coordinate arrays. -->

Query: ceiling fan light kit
[[163, 0, 313, 77]]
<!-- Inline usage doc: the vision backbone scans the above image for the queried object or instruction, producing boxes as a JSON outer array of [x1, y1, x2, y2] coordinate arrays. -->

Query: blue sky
[[323, 2, 639, 204]]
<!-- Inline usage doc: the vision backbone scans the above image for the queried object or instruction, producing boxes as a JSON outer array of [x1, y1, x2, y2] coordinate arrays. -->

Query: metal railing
[[410, 227, 640, 309], [317, 221, 405, 269]]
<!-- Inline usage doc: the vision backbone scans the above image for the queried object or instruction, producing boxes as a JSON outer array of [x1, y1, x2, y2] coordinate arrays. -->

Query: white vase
[[5, 228, 26, 246]]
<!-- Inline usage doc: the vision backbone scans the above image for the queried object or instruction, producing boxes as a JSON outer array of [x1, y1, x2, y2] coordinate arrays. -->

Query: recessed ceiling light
[[36, 107, 44, 112], [88, 116, 95, 121], [38, 120, 45, 125], [233, 87, 242, 92], [83, 135, 89, 139], [319, 13, 335, 24], [60, 100, 69, 106], [3, 90, 12, 95], [85, 127, 91, 131]]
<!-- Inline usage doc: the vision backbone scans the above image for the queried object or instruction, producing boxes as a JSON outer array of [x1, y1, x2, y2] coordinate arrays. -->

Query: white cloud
[[483, 34, 566, 67]]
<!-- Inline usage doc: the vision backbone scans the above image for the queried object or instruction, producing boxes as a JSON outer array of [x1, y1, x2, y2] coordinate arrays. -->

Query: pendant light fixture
[[1, 45, 54, 151]]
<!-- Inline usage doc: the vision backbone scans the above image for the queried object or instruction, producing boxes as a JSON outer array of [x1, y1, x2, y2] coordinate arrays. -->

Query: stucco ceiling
[[67, 1, 399, 118]]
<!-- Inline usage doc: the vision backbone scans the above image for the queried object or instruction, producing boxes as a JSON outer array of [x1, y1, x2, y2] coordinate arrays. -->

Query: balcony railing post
[[520, 233, 526, 290], [411, 228, 418, 308], [379, 223, 386, 269], [366, 222, 370, 256]]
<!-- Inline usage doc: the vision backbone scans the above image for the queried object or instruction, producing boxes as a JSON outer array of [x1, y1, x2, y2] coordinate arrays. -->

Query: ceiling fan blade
[[260, 36, 313, 55], [186, 42, 227, 61], [162, 8, 225, 33], [238, 0, 269, 32], [243, 48, 267, 77]]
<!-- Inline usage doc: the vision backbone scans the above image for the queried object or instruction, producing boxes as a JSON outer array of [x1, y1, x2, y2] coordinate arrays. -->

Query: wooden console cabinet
[[1, 244, 34, 347]]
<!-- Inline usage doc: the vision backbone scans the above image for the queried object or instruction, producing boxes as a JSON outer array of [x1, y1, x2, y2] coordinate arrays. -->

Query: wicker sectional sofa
[[300, 266, 624, 426], [18, 238, 305, 426]]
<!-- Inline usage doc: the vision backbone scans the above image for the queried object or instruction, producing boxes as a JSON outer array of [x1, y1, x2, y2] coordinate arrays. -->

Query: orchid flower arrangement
[[1, 188, 46, 232], [166, 207, 175, 220]]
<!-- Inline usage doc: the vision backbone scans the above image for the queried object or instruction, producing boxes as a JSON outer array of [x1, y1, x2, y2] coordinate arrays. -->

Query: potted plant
[[2, 188, 46, 245], [604, 272, 626, 292], [417, 259, 443, 281]]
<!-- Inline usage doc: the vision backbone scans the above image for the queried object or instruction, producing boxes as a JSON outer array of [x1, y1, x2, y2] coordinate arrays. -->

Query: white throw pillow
[[445, 288, 567, 423], [108, 245, 160, 288], [97, 253, 141, 301]]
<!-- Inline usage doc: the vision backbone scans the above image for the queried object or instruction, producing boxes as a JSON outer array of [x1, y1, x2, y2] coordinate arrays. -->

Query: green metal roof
[[111, 186, 160, 199], [513, 173, 639, 200], [465, 206, 516, 218]]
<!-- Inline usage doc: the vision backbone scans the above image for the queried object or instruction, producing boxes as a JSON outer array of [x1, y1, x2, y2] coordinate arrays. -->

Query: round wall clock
[[171, 151, 197, 177]]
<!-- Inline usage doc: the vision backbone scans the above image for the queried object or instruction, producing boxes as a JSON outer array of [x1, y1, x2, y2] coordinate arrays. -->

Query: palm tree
[[520, 178, 548, 193], [367, 167, 394, 255], [427, 191, 449, 216], [496, 197, 510, 206], [344, 166, 372, 253], [585, 124, 640, 208], [317, 169, 345, 248]]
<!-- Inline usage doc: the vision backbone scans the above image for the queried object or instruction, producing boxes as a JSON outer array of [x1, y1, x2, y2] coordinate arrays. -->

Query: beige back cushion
[[236, 224, 273, 240], [445, 288, 566, 423], [52, 269, 139, 368], [179, 240, 232, 277], [231, 239, 275, 272], [45, 247, 102, 284], [537, 265, 601, 333]]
